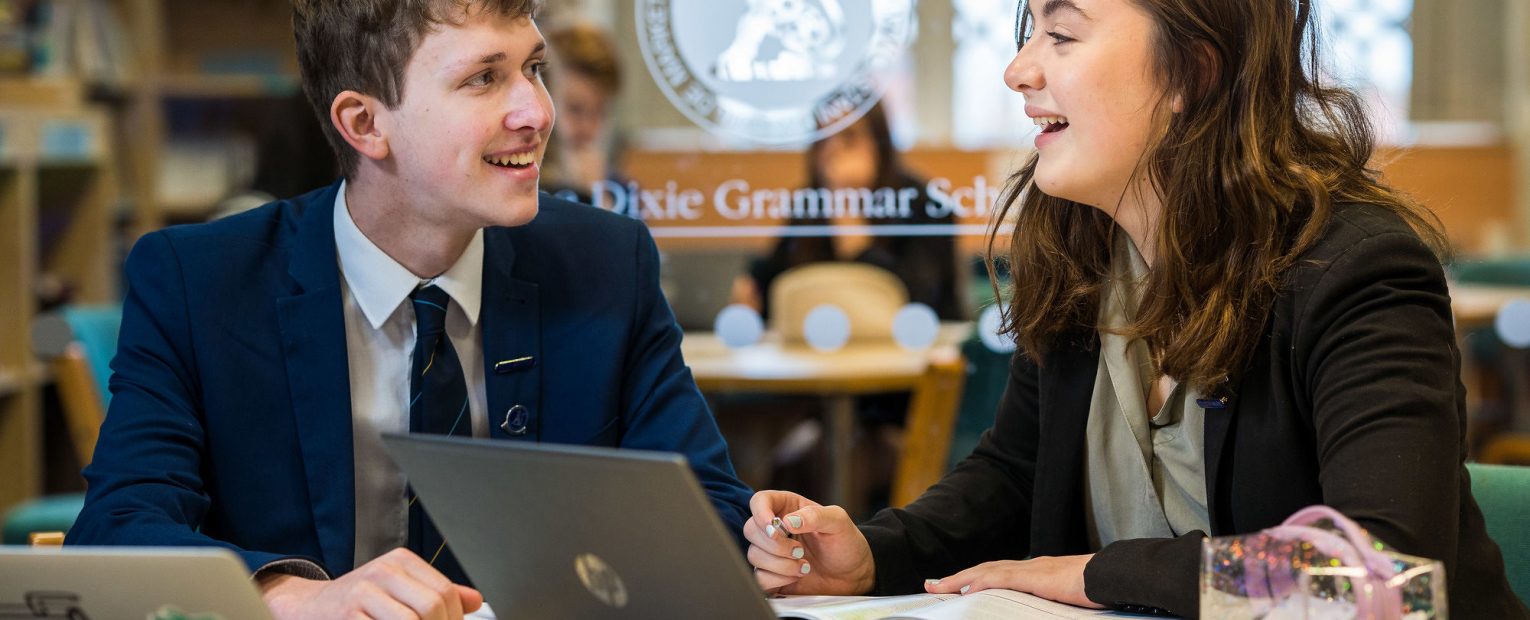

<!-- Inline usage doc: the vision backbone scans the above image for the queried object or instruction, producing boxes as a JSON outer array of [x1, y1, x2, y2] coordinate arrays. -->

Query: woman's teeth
[[485, 152, 535, 167], [1032, 115, 1070, 132]]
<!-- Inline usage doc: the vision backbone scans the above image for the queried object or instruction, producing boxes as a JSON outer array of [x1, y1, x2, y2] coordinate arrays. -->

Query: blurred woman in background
[[734, 102, 964, 322]]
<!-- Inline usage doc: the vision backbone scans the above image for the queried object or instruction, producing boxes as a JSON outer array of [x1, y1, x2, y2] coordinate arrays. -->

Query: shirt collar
[[333, 180, 484, 329]]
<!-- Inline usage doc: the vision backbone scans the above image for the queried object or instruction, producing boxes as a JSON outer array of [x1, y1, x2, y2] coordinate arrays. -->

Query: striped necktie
[[406, 284, 471, 585]]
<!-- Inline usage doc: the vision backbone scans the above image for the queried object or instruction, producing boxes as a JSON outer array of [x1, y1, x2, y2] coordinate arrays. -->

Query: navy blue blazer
[[68, 182, 754, 575]]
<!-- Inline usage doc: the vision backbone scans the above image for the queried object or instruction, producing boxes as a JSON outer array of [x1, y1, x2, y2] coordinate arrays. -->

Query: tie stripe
[[446, 399, 469, 436]]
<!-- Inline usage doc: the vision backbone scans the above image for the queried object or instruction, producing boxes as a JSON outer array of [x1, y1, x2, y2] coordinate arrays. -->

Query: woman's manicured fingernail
[[960, 585, 971, 594], [787, 515, 803, 529], [800, 562, 812, 575], [925, 579, 941, 586], [765, 523, 778, 538], [792, 546, 805, 559]]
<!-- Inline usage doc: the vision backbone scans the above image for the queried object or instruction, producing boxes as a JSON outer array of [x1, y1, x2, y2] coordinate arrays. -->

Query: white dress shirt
[[333, 180, 489, 567]]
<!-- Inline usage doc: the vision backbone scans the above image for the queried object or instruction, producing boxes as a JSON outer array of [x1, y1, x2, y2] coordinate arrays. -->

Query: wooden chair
[[767, 262, 971, 511], [46, 342, 105, 466], [29, 531, 65, 546], [30, 305, 119, 465], [890, 351, 967, 507], [769, 262, 908, 344]]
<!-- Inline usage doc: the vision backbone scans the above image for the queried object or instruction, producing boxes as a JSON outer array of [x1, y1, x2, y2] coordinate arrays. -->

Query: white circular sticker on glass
[[715, 304, 765, 348], [636, 0, 917, 144], [803, 304, 852, 352], [892, 303, 939, 350], [1495, 298, 1530, 348], [978, 305, 1016, 354]]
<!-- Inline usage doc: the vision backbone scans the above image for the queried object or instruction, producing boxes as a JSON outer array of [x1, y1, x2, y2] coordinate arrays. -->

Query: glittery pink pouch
[[1199, 505, 1448, 619]]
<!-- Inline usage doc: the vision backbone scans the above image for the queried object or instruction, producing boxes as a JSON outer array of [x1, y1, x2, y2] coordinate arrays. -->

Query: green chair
[[1467, 462, 1530, 605], [947, 263, 1013, 471], [1, 304, 121, 545], [947, 327, 1008, 470]]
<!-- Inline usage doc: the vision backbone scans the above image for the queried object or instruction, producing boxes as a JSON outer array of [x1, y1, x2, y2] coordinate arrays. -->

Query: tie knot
[[411, 285, 451, 337]]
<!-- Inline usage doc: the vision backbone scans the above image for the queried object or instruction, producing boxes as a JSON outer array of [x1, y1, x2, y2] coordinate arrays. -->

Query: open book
[[769, 589, 1151, 619]]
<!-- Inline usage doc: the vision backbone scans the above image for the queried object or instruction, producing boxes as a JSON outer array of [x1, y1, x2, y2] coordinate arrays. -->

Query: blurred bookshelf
[[120, 0, 299, 233], [0, 101, 114, 511], [0, 0, 297, 511]]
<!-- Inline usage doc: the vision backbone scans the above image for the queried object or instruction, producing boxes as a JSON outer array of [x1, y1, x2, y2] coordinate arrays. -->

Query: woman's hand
[[743, 490, 876, 595], [923, 555, 1103, 609]]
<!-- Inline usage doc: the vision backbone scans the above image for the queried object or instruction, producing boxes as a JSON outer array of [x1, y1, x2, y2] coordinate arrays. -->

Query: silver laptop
[[0, 547, 273, 619], [660, 250, 753, 330], [381, 433, 776, 619]]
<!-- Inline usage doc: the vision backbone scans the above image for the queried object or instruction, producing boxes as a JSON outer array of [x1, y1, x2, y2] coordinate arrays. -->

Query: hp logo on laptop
[[574, 553, 629, 609]]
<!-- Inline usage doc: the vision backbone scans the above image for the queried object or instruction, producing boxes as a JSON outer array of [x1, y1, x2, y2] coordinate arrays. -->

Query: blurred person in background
[[541, 20, 626, 204], [732, 102, 964, 321]]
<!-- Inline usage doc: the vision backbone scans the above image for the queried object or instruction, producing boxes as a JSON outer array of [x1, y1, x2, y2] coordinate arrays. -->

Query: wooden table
[[682, 323, 970, 514], [1450, 283, 1530, 330], [1450, 284, 1530, 438]]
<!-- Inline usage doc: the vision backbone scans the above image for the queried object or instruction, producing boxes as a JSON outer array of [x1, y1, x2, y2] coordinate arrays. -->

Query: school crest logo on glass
[[636, 0, 916, 144]]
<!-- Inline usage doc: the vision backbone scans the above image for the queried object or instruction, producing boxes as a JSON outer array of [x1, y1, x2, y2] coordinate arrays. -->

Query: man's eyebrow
[[478, 51, 508, 65], [443, 51, 505, 75], [442, 42, 545, 75], [1041, 0, 1091, 20]]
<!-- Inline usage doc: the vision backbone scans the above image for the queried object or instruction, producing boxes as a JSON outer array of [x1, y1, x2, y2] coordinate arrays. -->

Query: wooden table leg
[[825, 395, 858, 518]]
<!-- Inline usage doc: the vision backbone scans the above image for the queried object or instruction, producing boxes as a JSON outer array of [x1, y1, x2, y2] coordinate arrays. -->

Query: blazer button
[[501, 405, 530, 435]]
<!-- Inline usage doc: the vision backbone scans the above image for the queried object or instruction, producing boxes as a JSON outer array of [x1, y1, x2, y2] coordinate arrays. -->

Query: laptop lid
[[660, 250, 753, 331], [0, 547, 273, 620], [380, 433, 775, 620]]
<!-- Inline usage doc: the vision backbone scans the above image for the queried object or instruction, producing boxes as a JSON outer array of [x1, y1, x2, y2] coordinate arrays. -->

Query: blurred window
[[950, 0, 1035, 149], [1318, 0, 1414, 140], [949, 0, 1415, 147]]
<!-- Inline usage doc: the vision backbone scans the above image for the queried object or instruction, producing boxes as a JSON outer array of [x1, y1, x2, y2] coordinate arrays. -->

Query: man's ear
[[331, 90, 390, 163]]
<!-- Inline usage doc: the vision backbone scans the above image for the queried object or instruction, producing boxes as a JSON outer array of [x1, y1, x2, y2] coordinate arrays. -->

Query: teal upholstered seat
[[59, 304, 122, 410], [1, 493, 85, 545], [1467, 462, 1530, 605]]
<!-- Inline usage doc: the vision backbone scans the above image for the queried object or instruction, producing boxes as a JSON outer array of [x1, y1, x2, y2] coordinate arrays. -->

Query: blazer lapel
[[275, 182, 356, 573], [481, 229, 543, 441], [1202, 380, 1238, 535]]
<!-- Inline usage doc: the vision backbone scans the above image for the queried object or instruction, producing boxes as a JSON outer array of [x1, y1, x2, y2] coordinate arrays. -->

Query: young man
[[66, 1, 753, 617]]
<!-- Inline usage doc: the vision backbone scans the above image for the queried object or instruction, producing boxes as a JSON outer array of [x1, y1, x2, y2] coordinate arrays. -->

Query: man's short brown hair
[[292, 0, 542, 177]]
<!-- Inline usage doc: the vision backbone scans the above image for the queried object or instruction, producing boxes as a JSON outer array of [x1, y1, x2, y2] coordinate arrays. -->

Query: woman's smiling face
[[1006, 0, 1168, 210]]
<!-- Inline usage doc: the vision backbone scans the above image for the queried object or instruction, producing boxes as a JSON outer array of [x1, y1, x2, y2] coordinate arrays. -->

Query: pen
[[770, 516, 795, 539], [772, 516, 809, 564]]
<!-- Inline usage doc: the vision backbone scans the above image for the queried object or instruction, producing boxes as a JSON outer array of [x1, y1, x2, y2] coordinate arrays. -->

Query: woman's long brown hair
[[988, 0, 1447, 393]]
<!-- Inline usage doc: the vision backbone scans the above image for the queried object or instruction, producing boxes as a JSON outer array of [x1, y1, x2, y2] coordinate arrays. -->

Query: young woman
[[741, 0, 1528, 617], [735, 102, 964, 322]]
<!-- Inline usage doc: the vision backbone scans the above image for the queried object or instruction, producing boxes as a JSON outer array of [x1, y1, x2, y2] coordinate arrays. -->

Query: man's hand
[[260, 548, 483, 620]]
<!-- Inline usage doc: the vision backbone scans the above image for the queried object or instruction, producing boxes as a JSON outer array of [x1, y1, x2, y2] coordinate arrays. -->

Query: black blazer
[[859, 203, 1528, 618]]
